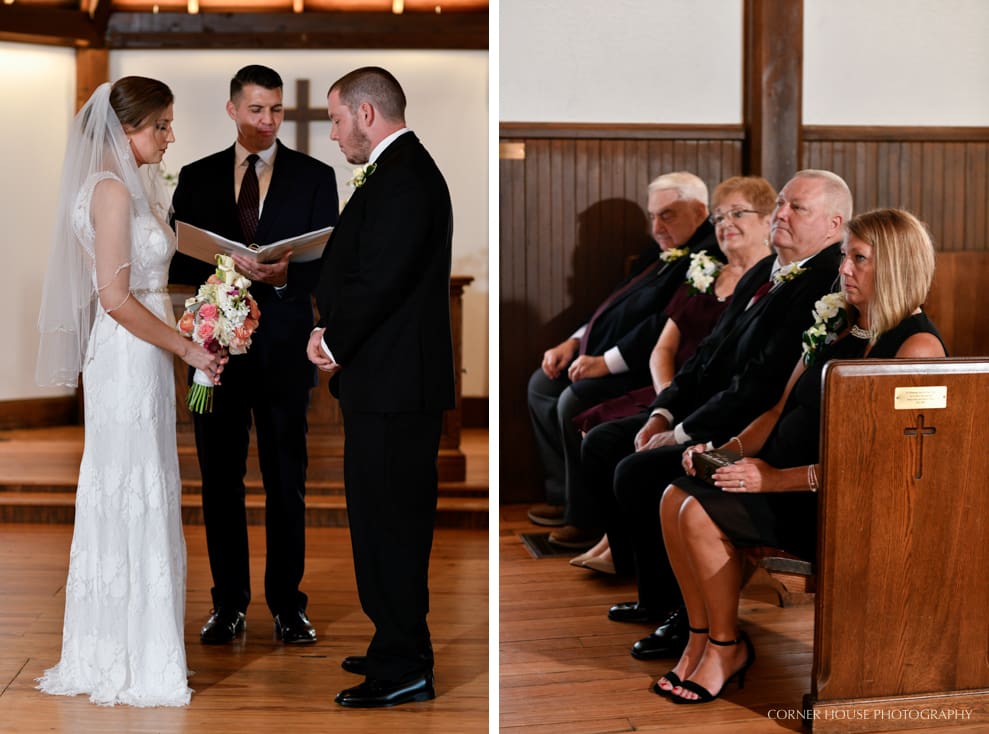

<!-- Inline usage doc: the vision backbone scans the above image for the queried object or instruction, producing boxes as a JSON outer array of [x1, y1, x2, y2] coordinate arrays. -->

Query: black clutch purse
[[693, 448, 741, 483]]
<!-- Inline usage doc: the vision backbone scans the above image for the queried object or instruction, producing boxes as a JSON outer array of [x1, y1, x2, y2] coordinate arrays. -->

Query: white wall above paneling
[[500, 0, 743, 124], [804, 0, 989, 126]]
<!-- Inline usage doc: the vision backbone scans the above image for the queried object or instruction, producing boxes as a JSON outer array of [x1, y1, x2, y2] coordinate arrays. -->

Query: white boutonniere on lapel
[[660, 246, 689, 263], [685, 250, 722, 295], [772, 261, 807, 287], [349, 162, 377, 188]]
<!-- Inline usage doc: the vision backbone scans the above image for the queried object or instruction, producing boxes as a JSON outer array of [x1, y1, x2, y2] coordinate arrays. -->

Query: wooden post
[[743, 0, 802, 188]]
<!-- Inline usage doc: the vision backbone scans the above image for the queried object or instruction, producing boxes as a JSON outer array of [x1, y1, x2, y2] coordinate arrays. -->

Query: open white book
[[176, 221, 333, 264]]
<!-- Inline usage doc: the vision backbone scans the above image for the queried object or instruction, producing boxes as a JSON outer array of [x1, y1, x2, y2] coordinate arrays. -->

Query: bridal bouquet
[[177, 254, 260, 413]]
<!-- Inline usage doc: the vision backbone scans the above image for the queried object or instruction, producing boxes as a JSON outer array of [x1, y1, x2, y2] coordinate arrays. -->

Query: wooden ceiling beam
[[0, 5, 102, 47], [105, 10, 487, 49]]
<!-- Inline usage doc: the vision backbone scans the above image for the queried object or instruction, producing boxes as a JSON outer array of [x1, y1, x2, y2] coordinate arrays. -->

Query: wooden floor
[[0, 521, 488, 733], [499, 504, 985, 734]]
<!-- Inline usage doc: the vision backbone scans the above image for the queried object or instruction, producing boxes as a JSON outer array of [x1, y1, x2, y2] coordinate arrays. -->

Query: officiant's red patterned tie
[[238, 154, 260, 243]]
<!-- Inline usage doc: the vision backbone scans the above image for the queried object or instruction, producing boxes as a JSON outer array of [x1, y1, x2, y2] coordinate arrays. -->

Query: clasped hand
[[306, 328, 341, 376], [634, 414, 674, 451], [231, 251, 291, 288], [682, 444, 770, 493], [184, 343, 228, 385]]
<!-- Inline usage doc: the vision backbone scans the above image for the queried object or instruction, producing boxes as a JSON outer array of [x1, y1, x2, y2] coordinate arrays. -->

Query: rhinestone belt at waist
[[131, 286, 169, 295]]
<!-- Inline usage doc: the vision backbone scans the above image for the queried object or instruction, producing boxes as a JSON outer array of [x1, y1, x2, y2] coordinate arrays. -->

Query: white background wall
[[500, 0, 743, 123], [0, 43, 76, 401], [2, 46, 488, 401], [501, 0, 989, 127], [803, 0, 989, 125]]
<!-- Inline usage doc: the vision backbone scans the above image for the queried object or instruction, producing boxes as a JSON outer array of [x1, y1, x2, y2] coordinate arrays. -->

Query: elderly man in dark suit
[[308, 66, 455, 708], [527, 172, 720, 547], [581, 169, 852, 659], [169, 64, 338, 646]]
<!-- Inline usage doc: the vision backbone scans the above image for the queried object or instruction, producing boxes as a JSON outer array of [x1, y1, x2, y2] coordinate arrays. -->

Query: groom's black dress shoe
[[631, 605, 690, 659], [274, 609, 317, 645], [341, 656, 367, 675], [608, 600, 664, 623], [335, 673, 436, 708], [200, 608, 246, 644]]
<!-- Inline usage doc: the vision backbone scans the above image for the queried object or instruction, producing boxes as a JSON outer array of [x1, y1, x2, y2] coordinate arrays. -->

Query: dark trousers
[[527, 367, 647, 526], [195, 361, 311, 618], [582, 412, 686, 610], [342, 409, 442, 682]]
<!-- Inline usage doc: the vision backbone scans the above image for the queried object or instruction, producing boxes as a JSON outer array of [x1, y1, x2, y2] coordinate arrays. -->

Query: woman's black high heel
[[651, 626, 708, 698], [670, 630, 756, 705]]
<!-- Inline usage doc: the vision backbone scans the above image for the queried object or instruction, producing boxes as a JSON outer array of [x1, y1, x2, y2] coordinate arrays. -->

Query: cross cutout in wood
[[903, 413, 936, 480], [283, 79, 327, 155]]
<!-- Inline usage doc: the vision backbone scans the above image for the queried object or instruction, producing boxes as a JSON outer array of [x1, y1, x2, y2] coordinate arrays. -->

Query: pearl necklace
[[850, 324, 872, 339]]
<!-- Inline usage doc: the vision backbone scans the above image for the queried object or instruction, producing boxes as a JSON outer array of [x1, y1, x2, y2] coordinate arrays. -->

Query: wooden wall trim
[[804, 125, 989, 142], [0, 397, 79, 431], [499, 122, 745, 141]]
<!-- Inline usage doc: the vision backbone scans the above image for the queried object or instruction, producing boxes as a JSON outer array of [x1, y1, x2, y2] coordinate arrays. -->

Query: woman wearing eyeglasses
[[571, 176, 775, 574]]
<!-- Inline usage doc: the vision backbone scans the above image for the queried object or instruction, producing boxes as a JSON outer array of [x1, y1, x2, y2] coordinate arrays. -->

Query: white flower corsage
[[801, 292, 848, 366], [685, 250, 722, 295], [772, 261, 807, 287], [660, 246, 689, 263], [349, 162, 377, 188]]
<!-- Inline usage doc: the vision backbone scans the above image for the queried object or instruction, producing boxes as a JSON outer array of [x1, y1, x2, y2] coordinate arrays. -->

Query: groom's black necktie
[[238, 153, 260, 244]]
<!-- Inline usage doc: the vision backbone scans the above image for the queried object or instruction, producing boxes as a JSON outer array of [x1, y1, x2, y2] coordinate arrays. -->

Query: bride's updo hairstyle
[[109, 76, 174, 131]]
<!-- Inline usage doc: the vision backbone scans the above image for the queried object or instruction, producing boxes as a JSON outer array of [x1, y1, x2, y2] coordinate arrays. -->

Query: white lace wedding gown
[[37, 172, 192, 707]]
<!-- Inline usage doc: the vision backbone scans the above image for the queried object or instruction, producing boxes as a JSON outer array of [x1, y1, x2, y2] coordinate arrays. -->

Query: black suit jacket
[[580, 221, 719, 361], [315, 131, 455, 414], [169, 140, 338, 383], [652, 242, 843, 444], [569, 220, 720, 399]]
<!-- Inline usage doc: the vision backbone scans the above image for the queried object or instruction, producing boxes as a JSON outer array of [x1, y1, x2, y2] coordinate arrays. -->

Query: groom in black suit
[[308, 67, 455, 708], [169, 65, 338, 645]]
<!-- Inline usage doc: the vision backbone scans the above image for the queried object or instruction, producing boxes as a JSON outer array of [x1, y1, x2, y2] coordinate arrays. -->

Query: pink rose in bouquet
[[177, 254, 261, 413]]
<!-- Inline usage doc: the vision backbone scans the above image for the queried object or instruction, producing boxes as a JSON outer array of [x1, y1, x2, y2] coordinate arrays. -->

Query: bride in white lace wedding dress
[[35, 78, 225, 707]]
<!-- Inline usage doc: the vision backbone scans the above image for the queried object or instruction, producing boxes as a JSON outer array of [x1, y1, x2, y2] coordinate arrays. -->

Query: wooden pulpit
[[806, 358, 989, 731]]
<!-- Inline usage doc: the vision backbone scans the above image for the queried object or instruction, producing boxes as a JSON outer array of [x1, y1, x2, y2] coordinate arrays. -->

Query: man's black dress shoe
[[200, 608, 246, 644], [335, 673, 436, 708], [274, 609, 317, 644], [608, 600, 663, 623], [631, 605, 690, 659], [341, 656, 367, 675]]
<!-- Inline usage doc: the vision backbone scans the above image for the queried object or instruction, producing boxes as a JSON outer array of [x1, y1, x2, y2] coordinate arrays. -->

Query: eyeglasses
[[708, 209, 761, 227]]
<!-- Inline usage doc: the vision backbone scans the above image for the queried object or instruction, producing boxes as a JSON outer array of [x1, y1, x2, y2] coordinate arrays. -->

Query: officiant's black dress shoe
[[631, 605, 690, 659], [274, 609, 317, 644], [341, 656, 367, 675], [608, 600, 663, 623], [335, 673, 435, 708], [200, 608, 246, 644]]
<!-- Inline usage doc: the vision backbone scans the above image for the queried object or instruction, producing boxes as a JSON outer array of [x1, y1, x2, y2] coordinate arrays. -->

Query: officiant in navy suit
[[169, 64, 338, 646], [308, 66, 455, 708]]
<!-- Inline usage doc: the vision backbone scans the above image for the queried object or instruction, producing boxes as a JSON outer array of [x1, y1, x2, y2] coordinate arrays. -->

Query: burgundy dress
[[572, 282, 731, 432]]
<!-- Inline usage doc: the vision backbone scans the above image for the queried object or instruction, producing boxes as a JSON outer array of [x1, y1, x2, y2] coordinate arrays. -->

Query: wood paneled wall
[[802, 126, 989, 252], [501, 123, 989, 505], [499, 123, 745, 503]]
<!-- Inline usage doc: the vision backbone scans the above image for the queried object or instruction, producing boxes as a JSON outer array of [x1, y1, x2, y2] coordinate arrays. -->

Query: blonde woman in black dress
[[655, 208, 946, 704]]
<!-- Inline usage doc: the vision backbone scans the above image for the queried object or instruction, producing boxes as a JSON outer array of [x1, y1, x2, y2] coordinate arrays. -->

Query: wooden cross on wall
[[283, 79, 327, 155]]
